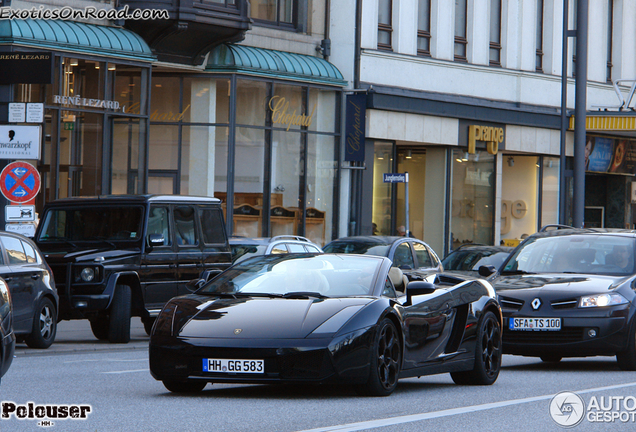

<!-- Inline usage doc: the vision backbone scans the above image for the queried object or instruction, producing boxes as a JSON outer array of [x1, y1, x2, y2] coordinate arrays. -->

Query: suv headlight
[[580, 293, 628, 308], [75, 266, 101, 283], [80, 267, 95, 282]]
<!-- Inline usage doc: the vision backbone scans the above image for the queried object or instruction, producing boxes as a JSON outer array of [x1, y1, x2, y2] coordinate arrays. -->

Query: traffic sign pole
[[405, 172, 409, 237]]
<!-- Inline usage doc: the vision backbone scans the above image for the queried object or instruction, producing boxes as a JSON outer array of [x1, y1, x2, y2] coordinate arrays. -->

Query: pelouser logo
[[550, 391, 586, 428]]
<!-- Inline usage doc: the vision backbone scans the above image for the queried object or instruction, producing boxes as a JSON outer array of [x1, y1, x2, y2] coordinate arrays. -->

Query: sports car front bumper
[[149, 327, 375, 385]]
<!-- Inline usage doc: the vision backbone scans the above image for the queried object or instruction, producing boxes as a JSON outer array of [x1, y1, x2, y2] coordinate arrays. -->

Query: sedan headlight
[[80, 267, 96, 282], [580, 293, 628, 308]]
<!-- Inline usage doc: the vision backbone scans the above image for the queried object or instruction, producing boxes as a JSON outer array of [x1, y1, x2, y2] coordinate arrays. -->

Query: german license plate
[[509, 317, 561, 331], [203, 358, 264, 374]]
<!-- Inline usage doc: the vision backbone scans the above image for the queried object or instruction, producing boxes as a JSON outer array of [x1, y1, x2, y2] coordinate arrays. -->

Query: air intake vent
[[498, 296, 523, 311]]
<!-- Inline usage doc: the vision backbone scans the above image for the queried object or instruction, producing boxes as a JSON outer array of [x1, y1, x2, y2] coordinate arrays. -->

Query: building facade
[[329, 0, 636, 256]]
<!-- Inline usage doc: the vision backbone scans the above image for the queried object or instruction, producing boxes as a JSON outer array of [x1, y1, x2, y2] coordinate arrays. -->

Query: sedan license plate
[[203, 358, 264, 374], [509, 317, 561, 331]]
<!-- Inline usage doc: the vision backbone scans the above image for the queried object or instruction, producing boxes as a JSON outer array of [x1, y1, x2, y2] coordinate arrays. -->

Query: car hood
[[41, 248, 140, 263], [493, 274, 627, 297], [173, 295, 375, 339]]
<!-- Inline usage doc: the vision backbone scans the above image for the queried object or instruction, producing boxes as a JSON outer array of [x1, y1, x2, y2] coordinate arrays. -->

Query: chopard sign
[[52, 95, 121, 110], [269, 96, 316, 131]]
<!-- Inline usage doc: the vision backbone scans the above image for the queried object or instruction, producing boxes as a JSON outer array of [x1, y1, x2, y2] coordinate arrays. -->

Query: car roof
[[531, 227, 636, 239], [326, 236, 410, 246], [229, 236, 321, 246], [450, 245, 514, 253], [43, 194, 221, 206]]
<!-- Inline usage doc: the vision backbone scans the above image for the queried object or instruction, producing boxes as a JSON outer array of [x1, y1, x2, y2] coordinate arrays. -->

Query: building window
[[572, 0, 577, 77], [489, 0, 502, 66], [250, 0, 295, 27], [378, 0, 393, 51], [417, 0, 431, 56], [454, 0, 467, 61], [536, 0, 544, 72], [606, 0, 613, 83]]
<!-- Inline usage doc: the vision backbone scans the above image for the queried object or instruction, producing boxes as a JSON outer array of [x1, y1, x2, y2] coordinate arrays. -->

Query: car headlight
[[80, 267, 95, 282], [579, 293, 628, 308]]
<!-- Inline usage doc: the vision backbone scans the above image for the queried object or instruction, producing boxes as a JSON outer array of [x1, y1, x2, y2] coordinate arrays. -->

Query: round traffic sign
[[0, 161, 41, 204]]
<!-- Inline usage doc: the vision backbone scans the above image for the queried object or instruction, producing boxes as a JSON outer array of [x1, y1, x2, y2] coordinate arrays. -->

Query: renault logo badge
[[531, 298, 542, 310], [234, 329, 242, 335]]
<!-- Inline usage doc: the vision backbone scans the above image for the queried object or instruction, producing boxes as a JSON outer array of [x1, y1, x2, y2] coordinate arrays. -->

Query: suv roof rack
[[270, 235, 312, 243], [539, 224, 575, 232]]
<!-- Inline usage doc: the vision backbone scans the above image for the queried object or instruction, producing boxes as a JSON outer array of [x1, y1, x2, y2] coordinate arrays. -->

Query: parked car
[[149, 253, 502, 395], [229, 235, 323, 263], [0, 278, 15, 382], [34, 195, 232, 343], [442, 245, 514, 277], [0, 232, 58, 349], [323, 236, 443, 277], [485, 227, 636, 369]]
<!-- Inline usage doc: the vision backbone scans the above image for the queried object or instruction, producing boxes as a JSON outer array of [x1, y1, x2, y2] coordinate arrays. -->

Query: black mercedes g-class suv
[[34, 195, 232, 343]]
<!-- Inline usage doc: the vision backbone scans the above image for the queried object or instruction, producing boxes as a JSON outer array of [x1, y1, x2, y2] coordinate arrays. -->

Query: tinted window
[[305, 245, 321, 253], [147, 206, 171, 246], [271, 245, 287, 254], [393, 243, 415, 269], [323, 241, 390, 256], [413, 242, 433, 268], [1, 236, 27, 264], [38, 207, 142, 242], [174, 206, 198, 246], [200, 207, 227, 244]]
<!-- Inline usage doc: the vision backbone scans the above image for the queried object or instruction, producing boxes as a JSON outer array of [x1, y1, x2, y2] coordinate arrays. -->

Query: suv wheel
[[108, 284, 131, 344], [89, 316, 109, 340], [25, 297, 57, 349]]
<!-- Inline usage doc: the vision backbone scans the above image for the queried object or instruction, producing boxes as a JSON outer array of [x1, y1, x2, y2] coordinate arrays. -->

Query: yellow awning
[[569, 115, 636, 131]]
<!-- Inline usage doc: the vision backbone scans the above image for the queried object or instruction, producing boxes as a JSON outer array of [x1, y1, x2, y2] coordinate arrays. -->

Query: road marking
[[297, 381, 636, 432], [101, 369, 149, 374]]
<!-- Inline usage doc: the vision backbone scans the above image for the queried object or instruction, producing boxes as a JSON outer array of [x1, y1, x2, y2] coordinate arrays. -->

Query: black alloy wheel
[[357, 318, 401, 396], [25, 297, 57, 349], [451, 311, 502, 385]]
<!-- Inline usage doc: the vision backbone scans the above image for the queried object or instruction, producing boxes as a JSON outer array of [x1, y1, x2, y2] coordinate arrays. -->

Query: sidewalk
[[15, 318, 150, 357]]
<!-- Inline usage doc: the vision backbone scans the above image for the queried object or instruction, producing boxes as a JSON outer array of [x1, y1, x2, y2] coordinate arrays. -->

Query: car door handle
[[31, 274, 40, 280], [3, 277, 12, 282], [169, 264, 176, 269]]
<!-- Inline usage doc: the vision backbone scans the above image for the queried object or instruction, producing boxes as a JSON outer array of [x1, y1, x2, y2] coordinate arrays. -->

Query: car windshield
[[323, 241, 390, 257], [443, 249, 511, 271], [37, 207, 143, 242], [231, 244, 269, 263], [200, 254, 382, 297], [501, 234, 636, 276]]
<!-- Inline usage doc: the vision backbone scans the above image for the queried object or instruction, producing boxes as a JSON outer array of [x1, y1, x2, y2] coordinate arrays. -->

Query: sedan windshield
[[501, 234, 636, 276], [201, 254, 383, 297], [443, 250, 511, 271], [323, 241, 390, 257], [37, 207, 143, 242]]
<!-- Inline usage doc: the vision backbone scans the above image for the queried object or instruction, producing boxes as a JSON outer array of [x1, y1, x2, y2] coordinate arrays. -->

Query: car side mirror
[[478, 265, 497, 277], [405, 281, 436, 306], [186, 278, 206, 292], [147, 233, 165, 250]]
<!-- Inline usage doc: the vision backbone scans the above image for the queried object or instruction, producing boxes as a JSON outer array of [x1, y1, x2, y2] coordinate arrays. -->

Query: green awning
[[206, 44, 346, 86], [0, 19, 154, 62]]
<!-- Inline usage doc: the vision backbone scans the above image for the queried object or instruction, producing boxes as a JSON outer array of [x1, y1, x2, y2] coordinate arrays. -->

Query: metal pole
[[573, 0, 588, 228], [405, 172, 409, 236], [559, 0, 569, 225]]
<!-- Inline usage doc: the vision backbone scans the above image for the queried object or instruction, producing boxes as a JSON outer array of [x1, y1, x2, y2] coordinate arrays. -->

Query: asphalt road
[[1, 320, 636, 431]]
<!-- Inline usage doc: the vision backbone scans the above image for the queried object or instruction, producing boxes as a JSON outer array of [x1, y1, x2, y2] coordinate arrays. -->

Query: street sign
[[0, 125, 41, 159], [383, 173, 407, 183], [5, 205, 36, 222], [0, 161, 41, 204], [5, 223, 36, 237], [8, 103, 25, 122]]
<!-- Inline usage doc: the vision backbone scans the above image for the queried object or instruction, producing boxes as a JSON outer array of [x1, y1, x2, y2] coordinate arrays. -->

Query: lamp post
[[573, 0, 588, 228]]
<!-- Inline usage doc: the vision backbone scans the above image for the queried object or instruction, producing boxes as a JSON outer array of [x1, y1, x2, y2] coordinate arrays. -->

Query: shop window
[[149, 125, 179, 170], [308, 89, 337, 133], [450, 150, 494, 248], [111, 118, 143, 195], [236, 80, 268, 126], [271, 84, 304, 132], [183, 77, 230, 124], [250, 0, 296, 27], [541, 157, 560, 227], [396, 148, 426, 239], [501, 155, 539, 241], [150, 77, 180, 121], [271, 130, 302, 227], [114, 65, 145, 114], [307, 134, 337, 246], [372, 141, 394, 237]]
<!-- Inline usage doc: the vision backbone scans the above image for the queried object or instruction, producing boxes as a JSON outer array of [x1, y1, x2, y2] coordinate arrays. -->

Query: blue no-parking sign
[[0, 161, 41, 204]]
